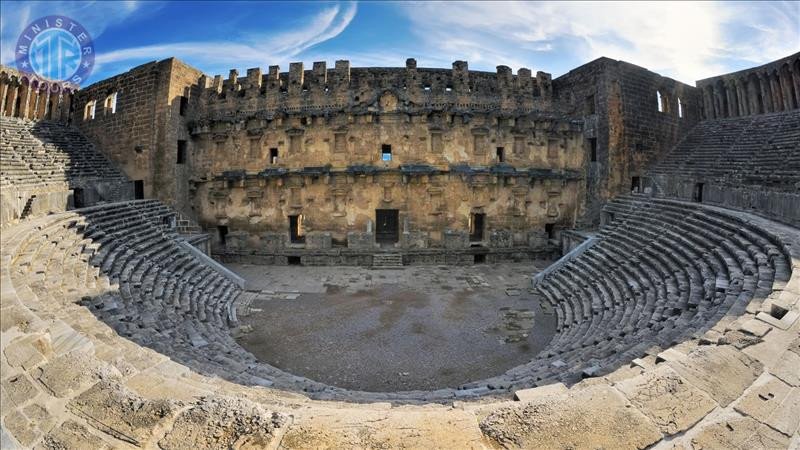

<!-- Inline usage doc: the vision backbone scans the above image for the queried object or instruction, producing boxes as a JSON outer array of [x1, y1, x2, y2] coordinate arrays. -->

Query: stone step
[[372, 253, 404, 268]]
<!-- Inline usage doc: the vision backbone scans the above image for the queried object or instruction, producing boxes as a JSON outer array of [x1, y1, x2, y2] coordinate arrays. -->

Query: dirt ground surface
[[230, 263, 557, 392]]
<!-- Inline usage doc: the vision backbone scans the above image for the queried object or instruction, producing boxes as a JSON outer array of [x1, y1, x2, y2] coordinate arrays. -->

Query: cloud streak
[[94, 2, 357, 78], [396, 1, 800, 84]]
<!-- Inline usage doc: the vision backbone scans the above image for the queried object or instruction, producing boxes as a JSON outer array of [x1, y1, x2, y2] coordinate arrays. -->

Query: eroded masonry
[[0, 52, 799, 449]]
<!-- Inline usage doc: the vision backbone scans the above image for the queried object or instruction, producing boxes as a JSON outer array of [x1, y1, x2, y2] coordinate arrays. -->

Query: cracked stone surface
[[615, 365, 717, 434]]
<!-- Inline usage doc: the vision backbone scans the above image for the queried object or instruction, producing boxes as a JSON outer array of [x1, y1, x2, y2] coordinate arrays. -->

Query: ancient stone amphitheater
[[0, 52, 798, 449]]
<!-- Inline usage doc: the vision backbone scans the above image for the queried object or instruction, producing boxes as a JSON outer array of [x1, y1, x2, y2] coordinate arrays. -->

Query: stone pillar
[[792, 65, 800, 109], [19, 80, 32, 119], [768, 73, 781, 112], [702, 88, 714, 119], [6, 82, 18, 118], [758, 72, 772, 113], [779, 68, 793, 111], [0, 78, 9, 117], [48, 91, 59, 120], [725, 80, 737, 117]]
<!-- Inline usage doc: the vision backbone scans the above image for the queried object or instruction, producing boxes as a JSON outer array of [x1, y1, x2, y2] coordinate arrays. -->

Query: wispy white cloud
[[396, 1, 800, 84], [94, 2, 357, 77], [1, 1, 149, 67]]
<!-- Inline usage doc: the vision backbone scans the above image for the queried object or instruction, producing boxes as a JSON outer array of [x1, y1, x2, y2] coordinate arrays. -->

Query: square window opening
[[381, 144, 392, 162], [496, 147, 504, 162]]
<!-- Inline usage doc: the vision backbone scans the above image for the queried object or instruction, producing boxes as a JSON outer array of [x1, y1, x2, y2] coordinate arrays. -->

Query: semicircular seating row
[[462, 194, 792, 391], [6, 192, 792, 399], [0, 117, 127, 191]]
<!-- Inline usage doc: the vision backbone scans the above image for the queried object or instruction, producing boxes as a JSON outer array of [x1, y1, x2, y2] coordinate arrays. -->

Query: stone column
[[725, 80, 737, 117], [735, 79, 748, 116], [5, 82, 18, 118], [0, 78, 8, 117], [792, 65, 800, 109], [17, 81, 28, 118], [758, 73, 772, 113], [779, 68, 793, 111], [702, 88, 713, 119], [768, 73, 781, 112]]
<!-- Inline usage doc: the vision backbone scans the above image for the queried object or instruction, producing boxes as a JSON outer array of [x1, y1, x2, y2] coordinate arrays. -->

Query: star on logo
[[82, 61, 90, 68], [20, 61, 28, 68]]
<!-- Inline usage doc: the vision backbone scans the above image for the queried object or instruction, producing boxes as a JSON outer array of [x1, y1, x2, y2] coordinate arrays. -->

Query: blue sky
[[2, 1, 799, 86]]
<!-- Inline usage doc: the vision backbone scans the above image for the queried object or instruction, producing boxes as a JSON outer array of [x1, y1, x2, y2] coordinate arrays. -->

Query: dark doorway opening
[[177, 140, 187, 164], [631, 176, 641, 193], [289, 215, 305, 244], [73, 188, 85, 208], [589, 138, 597, 162], [496, 147, 504, 162], [693, 183, 704, 203], [376, 209, 399, 244], [134, 180, 144, 199], [217, 225, 228, 246], [474, 254, 486, 264], [469, 213, 485, 242], [270, 148, 278, 165], [288, 256, 302, 266], [545, 223, 555, 241]]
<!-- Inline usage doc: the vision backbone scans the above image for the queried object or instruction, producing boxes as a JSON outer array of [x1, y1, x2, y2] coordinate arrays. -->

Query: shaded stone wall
[[73, 58, 203, 212], [697, 52, 800, 119], [553, 58, 702, 225]]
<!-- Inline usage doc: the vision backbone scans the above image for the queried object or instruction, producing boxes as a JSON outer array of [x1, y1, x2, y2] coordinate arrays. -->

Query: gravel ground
[[231, 263, 556, 392]]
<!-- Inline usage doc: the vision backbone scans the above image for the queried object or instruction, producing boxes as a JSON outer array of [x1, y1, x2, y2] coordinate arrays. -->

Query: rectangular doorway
[[693, 183, 704, 203], [134, 180, 144, 199], [73, 188, 85, 208], [375, 209, 399, 244], [469, 213, 485, 242], [289, 215, 305, 244]]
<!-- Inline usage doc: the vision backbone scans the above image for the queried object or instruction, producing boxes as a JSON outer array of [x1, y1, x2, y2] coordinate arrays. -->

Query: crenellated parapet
[[192, 59, 553, 120]]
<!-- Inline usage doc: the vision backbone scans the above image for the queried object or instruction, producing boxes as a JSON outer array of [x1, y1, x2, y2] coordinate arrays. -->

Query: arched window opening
[[657, 91, 663, 112], [678, 98, 684, 118]]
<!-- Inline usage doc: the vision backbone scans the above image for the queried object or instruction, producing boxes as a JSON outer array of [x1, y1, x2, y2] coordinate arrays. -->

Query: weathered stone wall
[[553, 58, 702, 225], [697, 52, 800, 119], [197, 171, 582, 253], [73, 58, 203, 214], [651, 174, 800, 227]]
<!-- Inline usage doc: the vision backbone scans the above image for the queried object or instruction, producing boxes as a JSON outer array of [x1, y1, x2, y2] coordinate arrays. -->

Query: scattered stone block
[[739, 318, 772, 337], [158, 396, 287, 450], [734, 375, 799, 436], [4, 410, 39, 448], [668, 346, 763, 407], [68, 380, 179, 446], [35, 350, 117, 398], [480, 385, 661, 449], [37, 420, 113, 450], [615, 365, 716, 434], [513, 382, 566, 401], [689, 415, 789, 450], [3, 334, 51, 370], [1, 374, 38, 409]]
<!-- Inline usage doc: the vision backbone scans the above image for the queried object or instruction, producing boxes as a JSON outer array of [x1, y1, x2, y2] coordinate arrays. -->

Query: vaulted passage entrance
[[376, 209, 399, 244]]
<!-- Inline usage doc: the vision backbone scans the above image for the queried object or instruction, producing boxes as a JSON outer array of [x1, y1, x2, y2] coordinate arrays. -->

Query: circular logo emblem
[[15, 15, 94, 86]]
